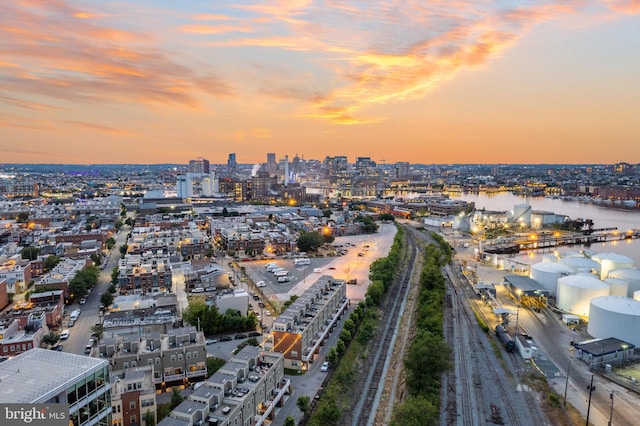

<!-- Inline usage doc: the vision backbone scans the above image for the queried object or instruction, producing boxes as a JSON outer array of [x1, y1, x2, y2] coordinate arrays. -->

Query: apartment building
[[0, 348, 112, 426], [265, 277, 349, 371], [111, 365, 157, 426], [100, 326, 207, 390], [0, 313, 48, 357], [117, 252, 173, 295], [36, 257, 90, 299], [159, 346, 289, 426]]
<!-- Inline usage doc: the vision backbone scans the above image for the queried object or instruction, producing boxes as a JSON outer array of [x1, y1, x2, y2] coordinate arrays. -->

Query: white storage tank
[[608, 268, 640, 295], [588, 296, 640, 347], [560, 256, 600, 275], [512, 204, 532, 226], [604, 278, 629, 297], [634, 290, 640, 302], [592, 253, 634, 280], [530, 262, 573, 295], [557, 275, 609, 317]]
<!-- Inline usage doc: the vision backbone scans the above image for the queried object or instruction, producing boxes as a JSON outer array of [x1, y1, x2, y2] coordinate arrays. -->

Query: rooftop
[[0, 348, 108, 403]]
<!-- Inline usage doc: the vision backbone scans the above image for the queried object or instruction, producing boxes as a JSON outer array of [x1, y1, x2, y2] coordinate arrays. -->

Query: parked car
[[321, 362, 330, 372], [313, 268, 322, 273], [60, 329, 70, 340], [357, 252, 365, 257], [277, 276, 290, 283], [220, 336, 232, 342], [256, 281, 266, 288], [234, 334, 247, 340], [248, 332, 261, 338], [205, 338, 218, 345], [79, 297, 86, 305]]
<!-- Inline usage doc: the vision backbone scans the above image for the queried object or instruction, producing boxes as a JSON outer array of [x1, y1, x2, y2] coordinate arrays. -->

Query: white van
[[265, 262, 277, 269], [266, 264, 279, 272], [60, 329, 70, 340], [294, 258, 310, 265], [271, 267, 286, 274], [274, 270, 289, 277], [191, 287, 205, 293]]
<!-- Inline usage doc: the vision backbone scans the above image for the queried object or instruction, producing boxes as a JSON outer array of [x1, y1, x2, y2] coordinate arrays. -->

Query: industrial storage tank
[[608, 268, 640, 296], [530, 262, 573, 295], [634, 290, 640, 302], [511, 204, 532, 226], [557, 275, 610, 317], [592, 253, 634, 280], [604, 278, 629, 297], [559, 256, 600, 275], [587, 296, 640, 347]]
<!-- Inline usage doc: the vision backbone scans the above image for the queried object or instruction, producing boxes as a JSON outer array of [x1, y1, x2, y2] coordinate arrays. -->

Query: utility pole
[[608, 390, 615, 426], [586, 374, 596, 426], [564, 357, 572, 406]]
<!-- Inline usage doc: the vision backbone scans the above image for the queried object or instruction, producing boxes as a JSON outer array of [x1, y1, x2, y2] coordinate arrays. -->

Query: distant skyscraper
[[188, 157, 210, 174], [395, 162, 410, 179], [227, 153, 237, 177], [267, 152, 276, 175], [284, 155, 289, 187]]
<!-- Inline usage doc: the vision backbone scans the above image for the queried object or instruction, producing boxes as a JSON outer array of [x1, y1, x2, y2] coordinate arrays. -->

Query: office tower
[[188, 157, 210, 174], [266, 153, 276, 175], [227, 153, 237, 177], [284, 155, 289, 187]]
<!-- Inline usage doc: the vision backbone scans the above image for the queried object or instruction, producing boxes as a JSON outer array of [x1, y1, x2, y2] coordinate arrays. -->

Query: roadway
[[59, 222, 129, 355]]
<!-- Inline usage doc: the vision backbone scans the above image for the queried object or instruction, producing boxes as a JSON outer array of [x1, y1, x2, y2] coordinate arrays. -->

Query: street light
[[621, 343, 629, 368], [586, 374, 596, 426]]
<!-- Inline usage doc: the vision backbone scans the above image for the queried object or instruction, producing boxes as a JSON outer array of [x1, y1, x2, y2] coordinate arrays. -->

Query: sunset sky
[[1, 0, 639, 165]]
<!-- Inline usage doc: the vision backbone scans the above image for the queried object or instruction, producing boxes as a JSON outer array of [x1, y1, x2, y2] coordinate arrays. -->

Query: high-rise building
[[176, 173, 218, 199], [266, 152, 276, 175], [395, 162, 410, 179], [227, 153, 237, 177], [0, 348, 112, 426], [188, 157, 210, 174]]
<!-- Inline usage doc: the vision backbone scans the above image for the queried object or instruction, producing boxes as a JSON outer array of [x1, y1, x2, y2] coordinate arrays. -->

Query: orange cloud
[[602, 0, 640, 13]]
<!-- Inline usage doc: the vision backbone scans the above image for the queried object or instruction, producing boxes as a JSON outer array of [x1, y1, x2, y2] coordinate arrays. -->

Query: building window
[[178, 354, 183, 361], [193, 351, 198, 358], [171, 355, 176, 362], [129, 401, 136, 409], [123, 362, 129, 369], [130, 415, 137, 424], [155, 357, 160, 365], [186, 352, 191, 359]]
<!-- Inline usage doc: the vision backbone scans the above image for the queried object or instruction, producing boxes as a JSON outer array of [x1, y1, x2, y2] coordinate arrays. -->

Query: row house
[[100, 326, 207, 390], [219, 228, 265, 254], [36, 257, 90, 299], [55, 230, 106, 249], [265, 277, 349, 371], [0, 279, 8, 311], [111, 366, 157, 426], [159, 346, 289, 426], [117, 252, 173, 295], [24, 289, 65, 328], [0, 258, 33, 294], [0, 313, 48, 357]]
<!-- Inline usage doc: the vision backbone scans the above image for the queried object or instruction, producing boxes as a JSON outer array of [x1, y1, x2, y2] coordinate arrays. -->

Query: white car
[[313, 268, 322, 273], [277, 276, 290, 283], [321, 361, 329, 372], [205, 338, 218, 345], [256, 281, 266, 288]]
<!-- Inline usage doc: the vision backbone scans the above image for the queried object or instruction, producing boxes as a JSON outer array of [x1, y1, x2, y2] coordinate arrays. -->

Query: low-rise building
[[117, 252, 173, 295], [111, 366, 157, 426], [99, 326, 206, 390], [0, 257, 32, 294], [159, 346, 289, 426], [264, 276, 349, 371]]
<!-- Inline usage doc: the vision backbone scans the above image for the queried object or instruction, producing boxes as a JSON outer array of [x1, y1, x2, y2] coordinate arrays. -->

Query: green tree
[[124, 217, 135, 227], [143, 410, 156, 426], [322, 209, 332, 217], [43, 255, 61, 272], [111, 267, 119, 286], [21, 247, 41, 261], [90, 324, 105, 341], [390, 395, 438, 426], [322, 233, 335, 244], [405, 331, 451, 396], [339, 329, 352, 342], [296, 395, 311, 413], [119, 244, 129, 258], [296, 232, 323, 252], [108, 283, 117, 294], [378, 213, 395, 222], [206, 356, 226, 378], [17, 211, 29, 222], [90, 253, 101, 267], [284, 416, 296, 426], [100, 292, 114, 308], [327, 347, 338, 365], [355, 215, 378, 233], [222, 207, 229, 217], [105, 237, 116, 249], [42, 332, 60, 347], [336, 339, 345, 356], [170, 387, 184, 408]]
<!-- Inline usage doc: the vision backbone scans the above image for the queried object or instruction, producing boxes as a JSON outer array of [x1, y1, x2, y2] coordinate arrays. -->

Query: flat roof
[[575, 337, 634, 356], [0, 348, 108, 403]]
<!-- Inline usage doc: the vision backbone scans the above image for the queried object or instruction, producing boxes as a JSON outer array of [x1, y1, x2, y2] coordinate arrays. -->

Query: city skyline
[[1, 1, 639, 165]]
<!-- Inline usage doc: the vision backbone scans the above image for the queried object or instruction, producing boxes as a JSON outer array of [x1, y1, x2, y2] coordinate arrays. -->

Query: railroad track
[[349, 228, 419, 426]]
